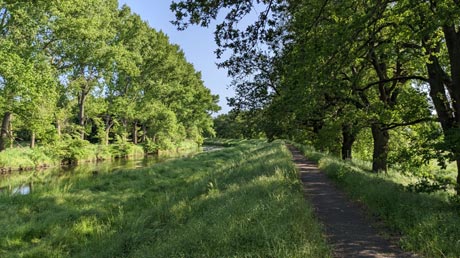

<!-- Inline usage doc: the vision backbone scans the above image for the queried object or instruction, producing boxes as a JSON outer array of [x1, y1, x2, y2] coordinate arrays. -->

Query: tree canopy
[[171, 0, 460, 194], [0, 1, 219, 154]]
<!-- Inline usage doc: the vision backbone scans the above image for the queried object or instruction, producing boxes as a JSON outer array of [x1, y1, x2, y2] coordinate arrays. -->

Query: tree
[[49, 0, 119, 139], [0, 1, 58, 150], [170, 0, 436, 174], [0, 1, 219, 158], [402, 0, 460, 193]]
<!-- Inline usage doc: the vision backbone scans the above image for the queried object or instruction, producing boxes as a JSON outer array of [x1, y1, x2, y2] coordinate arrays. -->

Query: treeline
[[0, 0, 219, 156], [171, 1, 460, 193]]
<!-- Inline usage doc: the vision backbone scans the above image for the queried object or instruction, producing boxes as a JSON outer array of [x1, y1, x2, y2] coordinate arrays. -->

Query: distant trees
[[213, 110, 265, 139], [171, 0, 460, 193], [0, 1, 219, 153]]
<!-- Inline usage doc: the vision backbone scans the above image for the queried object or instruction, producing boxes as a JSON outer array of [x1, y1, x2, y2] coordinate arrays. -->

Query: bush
[[142, 138, 159, 154], [405, 175, 455, 193], [111, 136, 145, 158], [0, 147, 59, 169]]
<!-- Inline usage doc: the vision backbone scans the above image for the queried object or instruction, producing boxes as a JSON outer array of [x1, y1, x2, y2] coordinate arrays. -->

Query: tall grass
[[0, 139, 201, 171], [0, 140, 331, 257], [294, 142, 460, 258], [0, 147, 60, 170]]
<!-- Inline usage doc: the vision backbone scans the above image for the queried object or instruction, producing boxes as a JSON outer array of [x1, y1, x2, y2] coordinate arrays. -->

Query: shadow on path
[[288, 145, 418, 258]]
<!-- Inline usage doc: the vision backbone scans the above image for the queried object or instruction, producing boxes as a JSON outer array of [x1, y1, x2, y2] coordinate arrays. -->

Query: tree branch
[[356, 75, 429, 91], [383, 117, 435, 130]]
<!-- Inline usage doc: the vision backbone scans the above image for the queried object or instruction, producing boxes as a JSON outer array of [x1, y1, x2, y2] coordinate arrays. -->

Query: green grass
[[0, 140, 331, 258], [293, 142, 460, 258], [0, 147, 60, 170], [203, 138, 257, 147], [0, 141, 162, 171]]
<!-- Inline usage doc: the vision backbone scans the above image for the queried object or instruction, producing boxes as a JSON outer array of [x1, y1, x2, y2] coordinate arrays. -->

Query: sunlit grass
[[0, 140, 331, 257], [0, 140, 194, 172], [294, 142, 460, 258], [0, 147, 59, 170]]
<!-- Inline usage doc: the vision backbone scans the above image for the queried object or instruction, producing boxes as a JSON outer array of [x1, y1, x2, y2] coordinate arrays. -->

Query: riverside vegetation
[[0, 139, 200, 172], [293, 142, 460, 258], [0, 140, 331, 258], [0, 1, 219, 171]]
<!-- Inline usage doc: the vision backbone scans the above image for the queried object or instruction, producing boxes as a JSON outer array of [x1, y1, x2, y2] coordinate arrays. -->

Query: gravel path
[[288, 145, 418, 258]]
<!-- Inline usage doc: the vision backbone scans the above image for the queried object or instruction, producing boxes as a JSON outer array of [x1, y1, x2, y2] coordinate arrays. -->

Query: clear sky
[[118, 0, 233, 115]]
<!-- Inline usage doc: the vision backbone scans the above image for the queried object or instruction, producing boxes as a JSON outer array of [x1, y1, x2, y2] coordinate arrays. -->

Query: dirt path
[[288, 145, 418, 258]]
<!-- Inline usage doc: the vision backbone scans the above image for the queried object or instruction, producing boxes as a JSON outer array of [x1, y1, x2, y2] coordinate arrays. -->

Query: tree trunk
[[141, 124, 147, 143], [341, 124, 356, 160], [0, 112, 11, 152], [132, 121, 138, 144], [424, 30, 460, 194], [30, 132, 35, 149], [121, 118, 128, 141], [78, 93, 87, 140], [104, 115, 113, 146], [56, 120, 61, 137], [104, 130, 109, 145], [454, 158, 460, 195], [9, 119, 13, 148], [426, 53, 453, 131], [443, 26, 460, 195], [443, 25, 460, 122], [371, 123, 389, 173]]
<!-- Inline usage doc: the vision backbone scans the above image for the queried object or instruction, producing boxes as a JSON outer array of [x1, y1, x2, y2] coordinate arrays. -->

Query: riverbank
[[0, 140, 331, 257], [0, 139, 199, 174]]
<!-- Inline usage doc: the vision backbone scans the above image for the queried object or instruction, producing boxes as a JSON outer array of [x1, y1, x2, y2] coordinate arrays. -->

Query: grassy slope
[[0, 140, 331, 258], [294, 143, 460, 258]]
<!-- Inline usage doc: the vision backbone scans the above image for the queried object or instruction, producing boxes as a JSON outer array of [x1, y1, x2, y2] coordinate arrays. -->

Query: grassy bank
[[293, 143, 460, 257], [203, 138, 248, 147], [0, 139, 201, 172], [0, 140, 331, 257]]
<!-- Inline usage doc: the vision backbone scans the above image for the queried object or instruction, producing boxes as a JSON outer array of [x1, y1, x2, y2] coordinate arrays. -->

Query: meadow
[[0, 140, 331, 258]]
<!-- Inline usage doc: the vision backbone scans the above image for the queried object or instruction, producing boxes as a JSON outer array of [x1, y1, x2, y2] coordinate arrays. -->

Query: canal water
[[0, 145, 223, 196]]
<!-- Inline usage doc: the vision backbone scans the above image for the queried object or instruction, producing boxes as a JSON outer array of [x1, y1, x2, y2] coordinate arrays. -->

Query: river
[[0, 145, 223, 196]]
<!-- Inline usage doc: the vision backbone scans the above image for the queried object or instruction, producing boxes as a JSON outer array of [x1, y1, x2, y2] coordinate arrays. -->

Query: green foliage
[[169, 0, 460, 177], [406, 175, 455, 194], [53, 136, 94, 163], [0, 147, 58, 169], [0, 141, 331, 257], [111, 136, 144, 158], [0, 1, 218, 156], [314, 122, 342, 155], [213, 110, 265, 139], [142, 138, 159, 154]]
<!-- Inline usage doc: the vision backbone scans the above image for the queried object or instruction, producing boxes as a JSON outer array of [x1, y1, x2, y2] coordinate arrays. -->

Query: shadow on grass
[[0, 140, 331, 258], [295, 143, 460, 258]]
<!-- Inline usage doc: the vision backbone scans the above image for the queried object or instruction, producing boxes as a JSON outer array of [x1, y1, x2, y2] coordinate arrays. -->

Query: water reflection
[[0, 145, 221, 195], [12, 183, 32, 195], [202, 146, 224, 152]]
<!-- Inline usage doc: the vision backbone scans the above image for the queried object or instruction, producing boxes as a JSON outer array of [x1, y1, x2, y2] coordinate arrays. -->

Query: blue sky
[[118, 1, 233, 115]]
